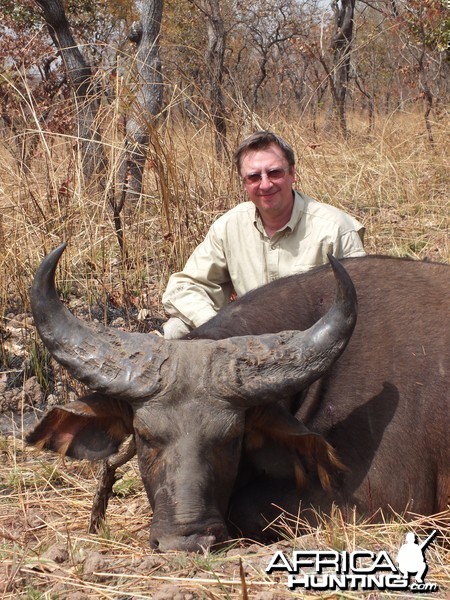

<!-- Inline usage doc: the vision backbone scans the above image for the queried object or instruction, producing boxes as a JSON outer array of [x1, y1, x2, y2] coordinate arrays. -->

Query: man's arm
[[162, 224, 233, 335]]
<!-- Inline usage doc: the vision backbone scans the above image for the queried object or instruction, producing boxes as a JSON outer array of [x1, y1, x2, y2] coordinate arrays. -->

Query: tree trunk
[[417, 51, 435, 147], [252, 52, 268, 110], [123, 0, 164, 204], [108, 0, 164, 261], [355, 75, 375, 133], [35, 0, 105, 180], [198, 0, 228, 158], [328, 0, 356, 136]]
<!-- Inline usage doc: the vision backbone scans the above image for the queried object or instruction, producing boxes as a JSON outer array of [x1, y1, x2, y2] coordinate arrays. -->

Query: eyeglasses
[[242, 167, 290, 186]]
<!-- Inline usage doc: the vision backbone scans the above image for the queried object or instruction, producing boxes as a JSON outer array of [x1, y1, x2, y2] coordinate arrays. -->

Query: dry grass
[[0, 103, 449, 598], [0, 108, 448, 320], [1, 432, 449, 599]]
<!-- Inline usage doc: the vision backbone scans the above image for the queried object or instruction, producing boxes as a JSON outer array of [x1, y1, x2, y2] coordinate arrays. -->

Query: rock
[[46, 394, 60, 406], [138, 555, 166, 572], [0, 388, 21, 412], [152, 584, 194, 600], [83, 551, 108, 581], [23, 376, 44, 406], [43, 543, 69, 564]]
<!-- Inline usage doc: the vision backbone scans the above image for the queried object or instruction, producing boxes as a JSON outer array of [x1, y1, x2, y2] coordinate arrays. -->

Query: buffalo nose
[[149, 525, 229, 552]]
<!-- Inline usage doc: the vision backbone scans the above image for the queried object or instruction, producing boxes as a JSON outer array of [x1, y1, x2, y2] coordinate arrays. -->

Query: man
[[163, 131, 365, 339]]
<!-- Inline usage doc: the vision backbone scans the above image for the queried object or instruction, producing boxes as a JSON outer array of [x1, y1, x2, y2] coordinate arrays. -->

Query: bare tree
[[192, 0, 228, 158], [122, 0, 164, 203], [328, 0, 356, 136], [107, 0, 164, 258], [239, 0, 300, 110], [391, 0, 449, 146], [34, 0, 164, 255], [35, 0, 106, 180]]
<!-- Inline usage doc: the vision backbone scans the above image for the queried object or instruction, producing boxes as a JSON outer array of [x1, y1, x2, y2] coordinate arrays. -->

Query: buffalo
[[27, 244, 449, 552]]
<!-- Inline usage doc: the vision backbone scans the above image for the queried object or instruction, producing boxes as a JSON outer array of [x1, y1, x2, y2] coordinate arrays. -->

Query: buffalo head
[[27, 244, 357, 551]]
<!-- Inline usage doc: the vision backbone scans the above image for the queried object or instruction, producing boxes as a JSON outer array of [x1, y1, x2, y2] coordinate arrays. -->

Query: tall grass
[[0, 92, 448, 327]]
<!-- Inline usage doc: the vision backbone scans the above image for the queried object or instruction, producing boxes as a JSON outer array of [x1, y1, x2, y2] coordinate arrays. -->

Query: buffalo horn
[[208, 255, 358, 407], [30, 243, 170, 399]]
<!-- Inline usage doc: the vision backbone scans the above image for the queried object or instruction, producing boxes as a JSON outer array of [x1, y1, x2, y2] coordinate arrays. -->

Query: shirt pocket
[[291, 242, 334, 272]]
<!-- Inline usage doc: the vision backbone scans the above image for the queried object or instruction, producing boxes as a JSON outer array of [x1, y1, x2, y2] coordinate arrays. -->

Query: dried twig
[[89, 436, 137, 533]]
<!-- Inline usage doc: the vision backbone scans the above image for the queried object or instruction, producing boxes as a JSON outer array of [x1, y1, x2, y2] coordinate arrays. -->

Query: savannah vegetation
[[0, 0, 449, 597]]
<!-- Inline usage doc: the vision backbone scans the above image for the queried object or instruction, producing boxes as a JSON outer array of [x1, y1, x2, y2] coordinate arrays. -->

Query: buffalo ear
[[26, 393, 134, 460], [244, 405, 347, 491]]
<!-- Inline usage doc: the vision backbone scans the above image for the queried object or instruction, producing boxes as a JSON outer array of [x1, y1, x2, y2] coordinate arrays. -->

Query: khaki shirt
[[162, 191, 365, 328]]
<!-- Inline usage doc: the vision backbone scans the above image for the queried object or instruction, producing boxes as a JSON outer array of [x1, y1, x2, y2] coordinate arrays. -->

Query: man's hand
[[163, 317, 192, 339]]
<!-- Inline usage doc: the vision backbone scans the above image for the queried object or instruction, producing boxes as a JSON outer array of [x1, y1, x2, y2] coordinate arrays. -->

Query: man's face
[[240, 144, 295, 220]]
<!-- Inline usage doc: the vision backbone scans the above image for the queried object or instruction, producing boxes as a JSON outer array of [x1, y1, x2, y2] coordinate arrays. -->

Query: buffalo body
[[189, 256, 449, 538]]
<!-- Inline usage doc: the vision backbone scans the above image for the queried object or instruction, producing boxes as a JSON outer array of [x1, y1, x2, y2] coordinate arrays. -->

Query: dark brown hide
[[188, 256, 449, 539], [27, 244, 357, 552]]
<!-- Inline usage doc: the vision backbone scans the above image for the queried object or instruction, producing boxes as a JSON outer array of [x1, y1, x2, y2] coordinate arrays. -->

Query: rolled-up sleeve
[[334, 227, 366, 259], [162, 224, 233, 328]]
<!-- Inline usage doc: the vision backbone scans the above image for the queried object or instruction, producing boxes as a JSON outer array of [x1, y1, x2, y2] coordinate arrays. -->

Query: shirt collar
[[253, 191, 305, 236]]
